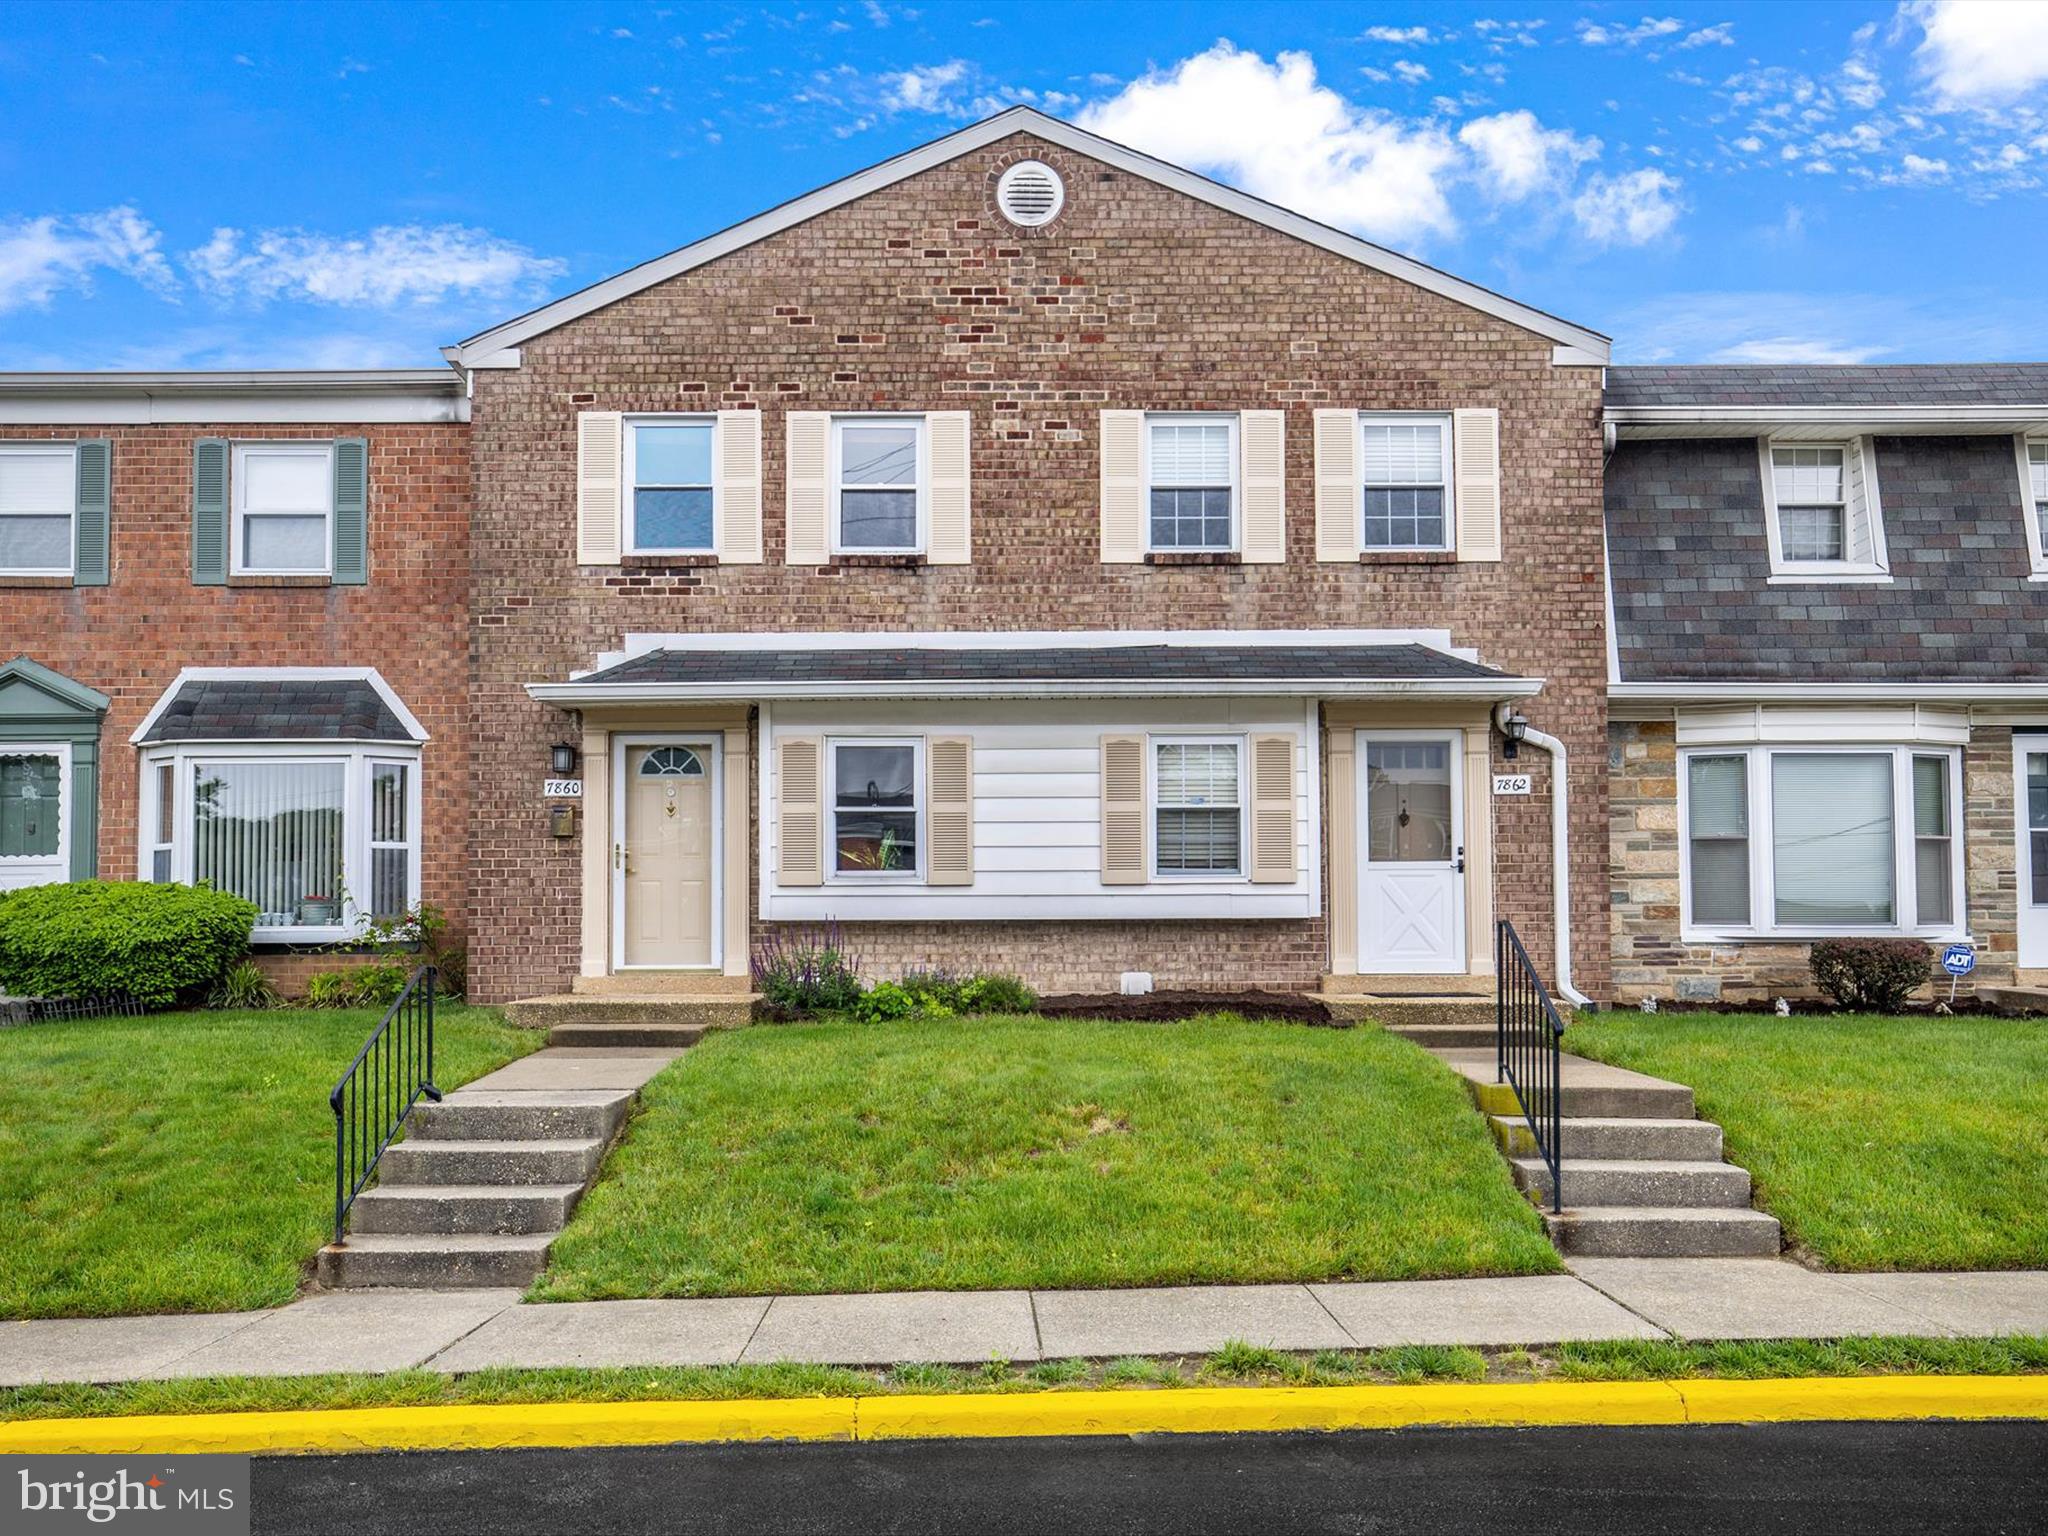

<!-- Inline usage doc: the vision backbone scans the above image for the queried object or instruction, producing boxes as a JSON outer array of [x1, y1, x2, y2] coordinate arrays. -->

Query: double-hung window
[[2024, 438, 2048, 570], [1361, 414, 1452, 551], [832, 417, 924, 554], [1146, 415, 1237, 552], [1152, 738, 1244, 878], [829, 739, 921, 878], [626, 417, 714, 554], [1681, 746, 1961, 937], [232, 443, 333, 576], [1764, 439, 1887, 578], [0, 444, 76, 577], [142, 746, 420, 938]]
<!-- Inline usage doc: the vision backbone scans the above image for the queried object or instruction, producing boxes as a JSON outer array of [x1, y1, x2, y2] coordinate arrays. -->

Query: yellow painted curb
[[4, 1377, 2044, 1457]]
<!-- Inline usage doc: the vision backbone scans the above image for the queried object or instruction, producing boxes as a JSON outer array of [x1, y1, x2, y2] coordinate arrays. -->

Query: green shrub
[[207, 959, 281, 1011], [0, 881, 256, 1007], [850, 979, 953, 1024], [302, 961, 411, 1009], [752, 924, 865, 1013], [356, 901, 466, 1000], [896, 968, 1037, 1015], [1809, 938, 1934, 1011]]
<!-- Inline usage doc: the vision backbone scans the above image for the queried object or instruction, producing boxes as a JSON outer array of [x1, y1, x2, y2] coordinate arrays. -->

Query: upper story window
[[0, 443, 76, 577], [2023, 437, 2048, 574], [1361, 414, 1453, 552], [832, 416, 925, 554], [829, 738, 921, 877], [626, 417, 714, 554], [232, 443, 333, 576], [1146, 415, 1238, 553], [1152, 738, 1244, 879], [1762, 438, 1888, 580]]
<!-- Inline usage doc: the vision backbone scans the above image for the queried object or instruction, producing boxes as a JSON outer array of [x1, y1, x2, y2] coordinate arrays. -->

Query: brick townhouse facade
[[2, 108, 2043, 1010]]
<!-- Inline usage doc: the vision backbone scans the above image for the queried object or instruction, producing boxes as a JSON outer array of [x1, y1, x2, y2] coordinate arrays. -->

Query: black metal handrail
[[1496, 921, 1565, 1214], [329, 965, 440, 1245]]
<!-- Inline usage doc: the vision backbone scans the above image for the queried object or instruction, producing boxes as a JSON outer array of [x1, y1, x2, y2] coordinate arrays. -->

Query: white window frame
[[230, 441, 334, 578], [1677, 743, 1964, 943], [2017, 435, 2048, 580], [1143, 412, 1240, 554], [1148, 734, 1248, 882], [1358, 412, 1455, 553], [137, 741, 423, 943], [624, 414, 717, 556], [825, 735, 924, 882], [830, 414, 928, 556], [1759, 437, 1890, 583], [0, 442, 77, 578]]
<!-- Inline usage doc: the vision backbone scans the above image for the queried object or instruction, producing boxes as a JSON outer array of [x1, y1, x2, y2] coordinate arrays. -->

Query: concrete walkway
[[5, 1262, 2045, 1387]]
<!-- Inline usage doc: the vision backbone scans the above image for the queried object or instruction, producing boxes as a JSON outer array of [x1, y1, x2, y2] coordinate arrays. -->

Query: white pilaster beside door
[[1357, 730, 1466, 974]]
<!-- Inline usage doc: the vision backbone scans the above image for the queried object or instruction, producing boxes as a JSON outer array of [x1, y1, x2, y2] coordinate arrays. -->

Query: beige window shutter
[[926, 411, 972, 565], [1313, 409, 1360, 562], [1099, 410, 1145, 563], [1453, 407, 1503, 562], [784, 412, 831, 565], [713, 409, 763, 564], [1100, 733, 1147, 884], [1239, 409, 1286, 564], [777, 737, 824, 887], [1248, 733, 1297, 884], [575, 411, 622, 565], [926, 735, 975, 885]]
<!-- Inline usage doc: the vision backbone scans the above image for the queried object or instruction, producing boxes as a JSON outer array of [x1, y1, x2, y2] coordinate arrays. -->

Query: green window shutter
[[192, 439, 228, 585], [73, 439, 111, 586], [331, 437, 368, 585]]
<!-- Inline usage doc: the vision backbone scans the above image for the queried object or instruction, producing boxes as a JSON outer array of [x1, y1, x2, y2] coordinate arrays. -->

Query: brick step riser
[[379, 1144, 601, 1187], [348, 1190, 580, 1236], [409, 1103, 629, 1142], [315, 1244, 553, 1289], [1513, 1163, 1753, 1209], [1492, 1117, 1724, 1162], [1544, 1213, 1782, 1259]]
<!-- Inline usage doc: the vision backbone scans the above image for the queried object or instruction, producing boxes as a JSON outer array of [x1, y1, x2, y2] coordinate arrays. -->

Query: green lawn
[[533, 1013, 1562, 1302], [1566, 1011, 2048, 1272], [0, 1006, 541, 1320]]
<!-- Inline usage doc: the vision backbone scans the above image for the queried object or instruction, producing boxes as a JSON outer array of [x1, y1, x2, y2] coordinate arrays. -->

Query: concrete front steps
[[316, 1050, 685, 1289], [500, 992, 755, 1047], [1429, 1046, 1782, 1260]]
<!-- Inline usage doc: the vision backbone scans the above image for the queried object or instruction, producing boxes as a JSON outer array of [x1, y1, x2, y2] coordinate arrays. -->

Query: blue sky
[[3, 0, 2045, 369]]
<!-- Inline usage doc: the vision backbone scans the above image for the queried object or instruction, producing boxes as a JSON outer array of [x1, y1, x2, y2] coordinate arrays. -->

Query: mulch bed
[[1034, 989, 1334, 1025]]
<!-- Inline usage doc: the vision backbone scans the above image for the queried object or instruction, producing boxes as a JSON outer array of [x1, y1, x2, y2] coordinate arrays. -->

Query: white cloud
[[1360, 25, 1432, 45], [1571, 168, 1683, 243], [0, 207, 176, 313], [1897, 152, 1952, 180], [1392, 60, 1431, 85], [185, 224, 566, 308], [1709, 335, 1884, 364], [880, 60, 970, 112], [1614, 287, 2039, 364], [1575, 16, 1684, 48], [1677, 22, 1735, 49], [1908, 0, 2048, 107], [1459, 110, 1602, 200], [1076, 43, 1464, 244]]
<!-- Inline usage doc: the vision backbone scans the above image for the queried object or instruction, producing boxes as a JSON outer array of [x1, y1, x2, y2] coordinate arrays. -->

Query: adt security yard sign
[[1942, 943, 1976, 977]]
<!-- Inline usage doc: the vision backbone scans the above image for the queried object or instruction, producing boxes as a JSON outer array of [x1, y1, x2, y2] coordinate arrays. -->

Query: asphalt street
[[252, 1419, 2048, 1535]]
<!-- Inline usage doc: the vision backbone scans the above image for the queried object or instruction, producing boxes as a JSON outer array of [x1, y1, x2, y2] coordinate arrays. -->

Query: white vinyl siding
[[0, 444, 76, 577], [1146, 415, 1237, 552], [1762, 438, 1888, 580], [764, 699, 1314, 921], [625, 416, 715, 554], [1678, 743, 1961, 940], [1360, 415, 1452, 551], [139, 743, 422, 941], [832, 416, 926, 554], [232, 443, 334, 576]]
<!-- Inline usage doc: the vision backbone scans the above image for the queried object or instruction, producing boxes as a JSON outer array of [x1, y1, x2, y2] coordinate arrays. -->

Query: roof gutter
[[527, 677, 1545, 707], [1611, 681, 2048, 704]]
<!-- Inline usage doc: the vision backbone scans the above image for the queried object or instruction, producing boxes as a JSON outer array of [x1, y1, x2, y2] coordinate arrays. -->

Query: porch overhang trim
[[529, 677, 1545, 706], [1607, 405, 2048, 440], [1611, 681, 2048, 706]]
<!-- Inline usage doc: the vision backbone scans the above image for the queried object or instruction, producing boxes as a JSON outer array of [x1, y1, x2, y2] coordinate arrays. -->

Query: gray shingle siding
[[1607, 435, 2046, 682], [140, 679, 413, 743], [1607, 364, 2048, 410]]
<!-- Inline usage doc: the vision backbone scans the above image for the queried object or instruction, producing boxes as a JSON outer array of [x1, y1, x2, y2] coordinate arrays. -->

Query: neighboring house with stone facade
[[1605, 365, 2048, 1002], [0, 372, 471, 993]]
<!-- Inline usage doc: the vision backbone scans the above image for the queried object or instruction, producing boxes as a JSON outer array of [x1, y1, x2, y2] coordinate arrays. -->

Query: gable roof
[[450, 106, 1609, 369]]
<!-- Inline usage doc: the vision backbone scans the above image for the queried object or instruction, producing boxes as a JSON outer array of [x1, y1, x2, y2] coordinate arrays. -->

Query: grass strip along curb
[[6, 1377, 2046, 1457]]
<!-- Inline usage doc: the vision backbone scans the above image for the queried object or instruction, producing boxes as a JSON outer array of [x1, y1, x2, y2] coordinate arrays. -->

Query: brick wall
[[0, 422, 472, 952], [467, 131, 1610, 1002], [1609, 719, 2019, 1001]]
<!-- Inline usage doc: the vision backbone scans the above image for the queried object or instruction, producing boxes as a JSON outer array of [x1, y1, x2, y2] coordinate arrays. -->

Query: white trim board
[[130, 667, 429, 746], [0, 370, 466, 425], [596, 627, 1478, 670], [449, 106, 1609, 366], [531, 677, 1543, 706]]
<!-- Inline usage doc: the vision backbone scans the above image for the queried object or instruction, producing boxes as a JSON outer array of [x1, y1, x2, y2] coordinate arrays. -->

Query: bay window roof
[[133, 669, 426, 746]]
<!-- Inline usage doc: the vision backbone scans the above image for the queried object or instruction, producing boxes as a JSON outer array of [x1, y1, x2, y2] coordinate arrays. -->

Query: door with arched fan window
[[615, 738, 718, 968]]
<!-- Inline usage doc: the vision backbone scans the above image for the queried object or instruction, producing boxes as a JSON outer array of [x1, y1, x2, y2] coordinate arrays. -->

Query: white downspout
[[1494, 702, 1593, 1008]]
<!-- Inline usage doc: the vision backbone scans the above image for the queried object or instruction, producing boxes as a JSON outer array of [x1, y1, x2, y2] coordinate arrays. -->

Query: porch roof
[[529, 641, 1541, 704], [134, 672, 425, 745]]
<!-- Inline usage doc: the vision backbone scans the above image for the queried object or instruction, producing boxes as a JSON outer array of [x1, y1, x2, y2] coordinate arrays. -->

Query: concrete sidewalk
[[4, 1261, 2045, 1387]]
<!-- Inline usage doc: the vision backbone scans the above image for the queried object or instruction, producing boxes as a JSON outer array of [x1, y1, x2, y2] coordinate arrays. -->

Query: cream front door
[[2018, 737, 2048, 971], [1357, 732, 1465, 974], [616, 740, 717, 968]]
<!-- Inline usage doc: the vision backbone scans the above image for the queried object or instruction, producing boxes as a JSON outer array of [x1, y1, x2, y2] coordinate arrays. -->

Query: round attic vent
[[996, 160, 1065, 228]]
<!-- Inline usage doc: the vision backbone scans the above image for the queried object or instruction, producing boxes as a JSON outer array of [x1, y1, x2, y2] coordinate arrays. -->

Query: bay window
[[141, 745, 420, 939], [1681, 745, 1961, 938]]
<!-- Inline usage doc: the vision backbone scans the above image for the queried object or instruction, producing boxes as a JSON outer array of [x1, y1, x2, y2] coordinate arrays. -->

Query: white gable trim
[[449, 107, 1609, 367], [130, 667, 429, 746]]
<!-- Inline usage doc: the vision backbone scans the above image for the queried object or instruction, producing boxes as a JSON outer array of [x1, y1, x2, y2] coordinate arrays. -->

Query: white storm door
[[1357, 732, 1465, 974], [0, 743, 70, 891], [2018, 738, 2048, 970]]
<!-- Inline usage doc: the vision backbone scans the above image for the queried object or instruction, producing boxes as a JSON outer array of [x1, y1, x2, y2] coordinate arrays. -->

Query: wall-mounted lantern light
[[550, 741, 579, 775], [1499, 709, 1529, 762]]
